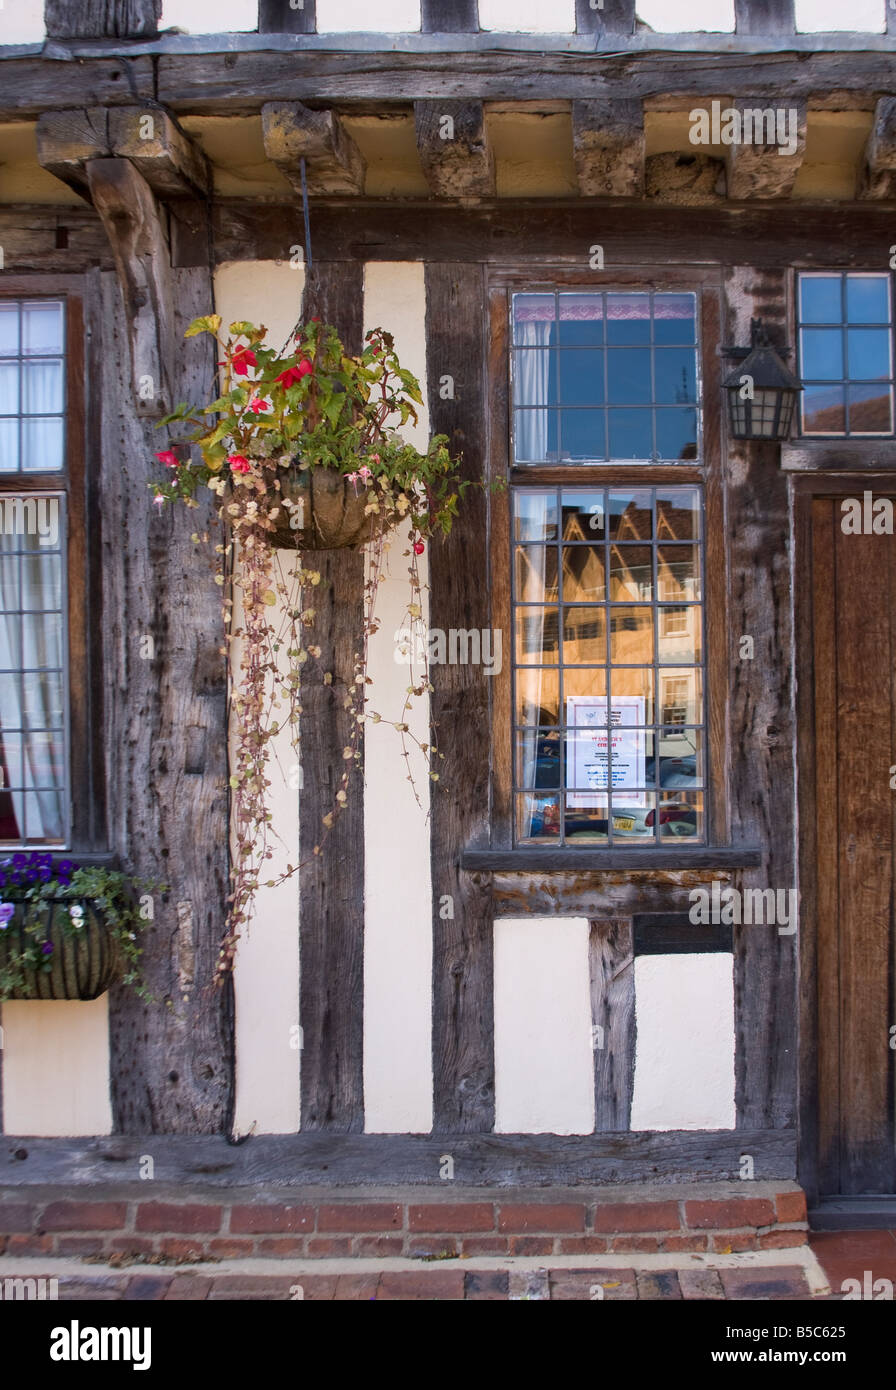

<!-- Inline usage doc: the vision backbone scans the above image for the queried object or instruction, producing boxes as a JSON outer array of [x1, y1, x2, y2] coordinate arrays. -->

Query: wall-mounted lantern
[[722, 318, 802, 441]]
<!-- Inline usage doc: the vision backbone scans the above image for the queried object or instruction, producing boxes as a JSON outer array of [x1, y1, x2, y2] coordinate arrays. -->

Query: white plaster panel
[[630, 953, 736, 1131], [362, 262, 433, 1133], [1, 999, 112, 1135], [494, 917, 594, 1134]]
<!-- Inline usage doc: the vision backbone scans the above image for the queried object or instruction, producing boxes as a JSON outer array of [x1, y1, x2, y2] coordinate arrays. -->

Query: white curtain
[[0, 528, 65, 842], [516, 322, 551, 462]]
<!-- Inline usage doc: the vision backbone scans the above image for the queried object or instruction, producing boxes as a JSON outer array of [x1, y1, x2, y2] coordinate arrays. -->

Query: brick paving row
[[7, 1264, 818, 1301]]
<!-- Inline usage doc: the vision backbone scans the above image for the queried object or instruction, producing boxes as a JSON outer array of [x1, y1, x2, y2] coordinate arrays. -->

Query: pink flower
[[357, 465, 372, 482], [153, 494, 166, 509], [156, 450, 179, 469], [231, 346, 258, 376], [229, 454, 252, 474], [413, 540, 425, 555], [248, 394, 270, 414]]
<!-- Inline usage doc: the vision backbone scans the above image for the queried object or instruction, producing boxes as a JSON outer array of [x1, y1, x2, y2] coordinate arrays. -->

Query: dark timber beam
[[258, 0, 317, 33], [590, 919, 636, 1132], [298, 263, 365, 1134], [261, 102, 366, 196], [726, 100, 807, 200], [36, 107, 210, 201], [426, 263, 494, 1133], [414, 100, 494, 201], [421, 0, 478, 29], [862, 97, 896, 200], [86, 158, 175, 418], [44, 0, 160, 37], [575, 0, 635, 35], [572, 99, 644, 198], [734, 0, 795, 33]]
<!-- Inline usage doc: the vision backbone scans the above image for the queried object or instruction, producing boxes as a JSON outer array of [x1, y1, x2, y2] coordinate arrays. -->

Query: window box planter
[[0, 898, 121, 1001]]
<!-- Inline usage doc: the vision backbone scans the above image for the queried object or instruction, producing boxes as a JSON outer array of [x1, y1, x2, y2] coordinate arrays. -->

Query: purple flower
[[57, 859, 76, 885], [0, 902, 14, 929], [41, 942, 53, 955], [11, 853, 26, 871]]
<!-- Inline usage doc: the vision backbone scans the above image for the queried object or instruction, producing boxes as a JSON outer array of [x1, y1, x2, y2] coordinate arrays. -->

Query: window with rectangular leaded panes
[[511, 291, 699, 463], [798, 273, 894, 436], [0, 299, 68, 846], [512, 487, 705, 846]]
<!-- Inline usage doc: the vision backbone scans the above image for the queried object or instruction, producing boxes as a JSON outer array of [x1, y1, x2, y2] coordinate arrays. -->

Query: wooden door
[[811, 496, 896, 1195]]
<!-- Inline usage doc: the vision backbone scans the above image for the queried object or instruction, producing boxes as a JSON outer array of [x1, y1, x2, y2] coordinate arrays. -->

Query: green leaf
[[185, 314, 222, 339]]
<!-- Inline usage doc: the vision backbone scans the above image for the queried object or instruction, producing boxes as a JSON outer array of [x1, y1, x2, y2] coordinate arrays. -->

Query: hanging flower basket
[[0, 899, 120, 1001], [271, 463, 387, 550], [0, 853, 152, 1002]]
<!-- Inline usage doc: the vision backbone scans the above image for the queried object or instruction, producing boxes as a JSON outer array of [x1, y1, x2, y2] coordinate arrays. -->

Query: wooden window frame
[[486, 268, 730, 861], [0, 275, 104, 853]]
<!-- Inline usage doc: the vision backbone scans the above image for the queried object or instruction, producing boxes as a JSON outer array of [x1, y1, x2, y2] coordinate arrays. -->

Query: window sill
[[781, 440, 896, 471], [461, 846, 762, 872]]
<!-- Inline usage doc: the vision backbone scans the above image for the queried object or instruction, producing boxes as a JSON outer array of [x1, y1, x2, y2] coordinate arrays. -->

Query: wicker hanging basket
[[270, 465, 390, 550], [0, 898, 121, 1001]]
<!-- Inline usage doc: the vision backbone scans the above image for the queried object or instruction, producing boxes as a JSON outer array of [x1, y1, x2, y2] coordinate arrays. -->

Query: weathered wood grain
[[426, 262, 494, 1133], [0, 208, 111, 273], [862, 97, 896, 201], [724, 266, 797, 1134], [37, 106, 210, 201], [414, 100, 494, 201], [0, 1129, 798, 1185], [589, 919, 635, 1132], [726, 100, 807, 200], [97, 261, 231, 1133], [421, 0, 479, 30], [492, 869, 737, 918], [86, 158, 175, 418], [206, 202, 896, 271], [833, 517, 894, 1193], [576, 0, 635, 34], [782, 441, 896, 471], [44, 0, 160, 37], [258, 0, 317, 33], [262, 103, 366, 197], [464, 848, 762, 870], [572, 99, 644, 197], [734, 0, 794, 34], [298, 261, 365, 1133]]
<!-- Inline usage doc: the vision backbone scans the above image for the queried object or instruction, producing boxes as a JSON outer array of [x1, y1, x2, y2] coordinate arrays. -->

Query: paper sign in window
[[566, 695, 646, 809]]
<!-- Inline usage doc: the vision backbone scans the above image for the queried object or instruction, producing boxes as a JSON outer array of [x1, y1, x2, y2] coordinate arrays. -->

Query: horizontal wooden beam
[[0, 1130, 798, 1185], [414, 99, 494, 200], [726, 99, 807, 200], [862, 96, 896, 200], [261, 101, 366, 196], [36, 106, 210, 199], [572, 98, 644, 198], [463, 848, 763, 871], [198, 200, 896, 269], [3, 48, 895, 121]]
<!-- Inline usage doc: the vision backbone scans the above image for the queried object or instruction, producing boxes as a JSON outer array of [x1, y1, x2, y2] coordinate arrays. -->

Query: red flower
[[229, 454, 252, 474], [231, 347, 258, 376], [156, 450, 179, 469], [248, 394, 270, 414], [276, 359, 313, 389], [413, 541, 425, 555]]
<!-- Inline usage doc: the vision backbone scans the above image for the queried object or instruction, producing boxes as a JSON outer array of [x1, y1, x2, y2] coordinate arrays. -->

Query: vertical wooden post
[[421, 0, 479, 31], [589, 919, 636, 1132], [425, 262, 495, 1133], [298, 262, 366, 1133], [99, 246, 232, 1131], [575, 0, 635, 35], [733, 0, 795, 34], [724, 268, 797, 1135], [44, 0, 161, 37], [258, 0, 317, 34]]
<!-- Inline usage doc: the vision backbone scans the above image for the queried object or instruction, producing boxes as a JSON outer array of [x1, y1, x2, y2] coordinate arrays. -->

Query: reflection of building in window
[[661, 605, 689, 637], [662, 676, 690, 738]]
